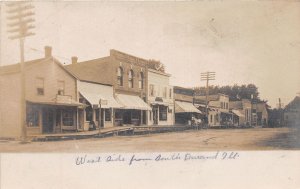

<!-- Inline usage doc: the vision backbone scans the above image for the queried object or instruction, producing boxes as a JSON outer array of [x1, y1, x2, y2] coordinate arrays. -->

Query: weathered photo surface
[[0, 1, 299, 188]]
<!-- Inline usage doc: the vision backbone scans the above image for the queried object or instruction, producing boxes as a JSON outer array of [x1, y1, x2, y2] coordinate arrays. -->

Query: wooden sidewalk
[[30, 126, 134, 141], [29, 125, 195, 141]]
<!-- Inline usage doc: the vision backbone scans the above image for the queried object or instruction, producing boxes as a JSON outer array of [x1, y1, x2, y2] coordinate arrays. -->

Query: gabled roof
[[285, 96, 300, 110], [0, 57, 78, 80], [64, 56, 111, 85]]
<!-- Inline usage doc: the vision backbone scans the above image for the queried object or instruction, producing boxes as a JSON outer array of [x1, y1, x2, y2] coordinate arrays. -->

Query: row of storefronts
[[0, 46, 269, 138], [0, 47, 176, 138]]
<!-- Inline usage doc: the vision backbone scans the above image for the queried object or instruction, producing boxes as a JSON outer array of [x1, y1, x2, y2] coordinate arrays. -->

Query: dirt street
[[0, 127, 299, 152]]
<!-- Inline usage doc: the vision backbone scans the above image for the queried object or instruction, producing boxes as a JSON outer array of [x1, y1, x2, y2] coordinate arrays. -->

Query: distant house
[[173, 86, 201, 125], [0, 46, 83, 138], [284, 96, 300, 127], [229, 99, 252, 127], [194, 93, 231, 127], [252, 102, 269, 127]]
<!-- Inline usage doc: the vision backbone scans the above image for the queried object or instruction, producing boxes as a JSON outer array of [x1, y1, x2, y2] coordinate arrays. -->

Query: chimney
[[71, 56, 78, 64], [44, 46, 52, 58]]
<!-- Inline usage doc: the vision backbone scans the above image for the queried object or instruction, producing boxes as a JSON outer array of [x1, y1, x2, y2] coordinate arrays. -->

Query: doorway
[[123, 111, 131, 124], [42, 108, 54, 133]]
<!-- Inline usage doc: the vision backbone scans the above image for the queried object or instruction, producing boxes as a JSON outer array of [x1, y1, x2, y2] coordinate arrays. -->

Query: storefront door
[[42, 108, 54, 133]]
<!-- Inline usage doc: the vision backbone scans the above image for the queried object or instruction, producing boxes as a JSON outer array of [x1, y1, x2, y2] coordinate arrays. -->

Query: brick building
[[65, 50, 152, 127]]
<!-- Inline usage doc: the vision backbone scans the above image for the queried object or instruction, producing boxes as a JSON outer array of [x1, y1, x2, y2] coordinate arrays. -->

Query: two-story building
[[147, 69, 174, 125], [173, 86, 201, 125], [65, 50, 151, 127], [194, 94, 232, 127], [252, 101, 269, 127], [0, 46, 83, 138], [229, 99, 252, 127]]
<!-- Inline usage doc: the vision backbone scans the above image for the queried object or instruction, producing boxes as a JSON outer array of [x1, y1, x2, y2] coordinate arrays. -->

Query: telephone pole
[[201, 71, 215, 126], [6, 2, 35, 142]]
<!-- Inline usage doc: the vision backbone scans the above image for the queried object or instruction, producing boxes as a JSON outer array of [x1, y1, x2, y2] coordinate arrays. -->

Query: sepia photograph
[[0, 1, 299, 188]]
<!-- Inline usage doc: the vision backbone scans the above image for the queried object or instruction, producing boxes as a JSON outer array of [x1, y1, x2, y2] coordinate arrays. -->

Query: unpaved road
[[0, 127, 299, 152]]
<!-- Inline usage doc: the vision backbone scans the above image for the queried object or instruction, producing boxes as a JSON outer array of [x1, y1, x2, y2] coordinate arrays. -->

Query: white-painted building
[[147, 69, 174, 125]]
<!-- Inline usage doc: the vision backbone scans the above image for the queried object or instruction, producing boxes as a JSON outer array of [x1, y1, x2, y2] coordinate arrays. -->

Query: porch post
[[112, 108, 114, 127], [140, 110, 143, 126], [60, 110, 63, 132], [53, 109, 57, 133], [39, 108, 42, 134], [103, 108, 105, 128], [92, 108, 96, 127], [76, 107, 79, 131]]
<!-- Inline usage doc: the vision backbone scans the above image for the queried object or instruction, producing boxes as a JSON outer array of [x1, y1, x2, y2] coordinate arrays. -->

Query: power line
[[6, 1, 35, 143], [201, 71, 216, 126]]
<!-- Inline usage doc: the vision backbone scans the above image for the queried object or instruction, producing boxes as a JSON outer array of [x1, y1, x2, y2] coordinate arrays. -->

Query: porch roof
[[115, 94, 151, 110], [27, 96, 84, 107], [78, 81, 122, 108], [175, 101, 202, 114]]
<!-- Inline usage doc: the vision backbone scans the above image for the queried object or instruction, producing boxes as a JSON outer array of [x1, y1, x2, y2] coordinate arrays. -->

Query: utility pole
[[201, 71, 215, 127], [6, 2, 35, 142]]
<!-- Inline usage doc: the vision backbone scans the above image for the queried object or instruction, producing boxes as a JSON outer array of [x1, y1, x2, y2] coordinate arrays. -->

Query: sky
[[1, 1, 300, 108]]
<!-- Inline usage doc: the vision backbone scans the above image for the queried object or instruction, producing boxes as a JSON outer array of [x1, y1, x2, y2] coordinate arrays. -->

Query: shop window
[[117, 67, 123, 86], [62, 110, 74, 126], [132, 110, 139, 119], [26, 106, 39, 127], [128, 69, 134, 88], [115, 111, 122, 119], [57, 80, 65, 95], [159, 106, 167, 121], [36, 77, 44, 95], [86, 107, 93, 121], [105, 109, 111, 121], [139, 72, 144, 89]]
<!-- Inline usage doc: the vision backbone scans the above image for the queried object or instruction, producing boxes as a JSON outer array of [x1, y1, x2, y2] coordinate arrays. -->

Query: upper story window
[[139, 72, 144, 89], [149, 84, 154, 96], [169, 88, 172, 99], [57, 80, 65, 95], [117, 67, 123, 86], [36, 77, 44, 96], [128, 69, 134, 88]]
